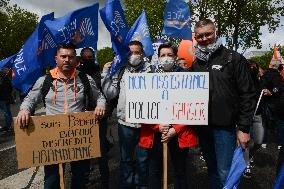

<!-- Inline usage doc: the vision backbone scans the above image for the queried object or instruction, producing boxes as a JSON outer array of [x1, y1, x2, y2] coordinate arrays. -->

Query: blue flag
[[11, 13, 54, 93], [0, 55, 15, 71], [38, 13, 57, 68], [100, 0, 130, 75], [0, 13, 55, 71], [125, 10, 154, 57], [162, 0, 192, 40], [223, 146, 246, 189], [273, 163, 284, 189], [44, 3, 99, 50]]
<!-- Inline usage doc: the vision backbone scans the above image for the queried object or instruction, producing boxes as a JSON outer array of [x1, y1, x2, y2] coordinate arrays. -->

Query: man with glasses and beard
[[190, 19, 256, 189]]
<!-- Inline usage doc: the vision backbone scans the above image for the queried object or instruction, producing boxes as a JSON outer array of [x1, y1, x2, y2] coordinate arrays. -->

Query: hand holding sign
[[161, 127, 177, 143], [159, 124, 170, 134], [94, 106, 105, 119], [14, 111, 101, 169], [16, 109, 31, 129]]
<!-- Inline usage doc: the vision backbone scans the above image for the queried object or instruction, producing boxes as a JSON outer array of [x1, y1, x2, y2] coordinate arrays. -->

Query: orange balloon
[[177, 34, 196, 68]]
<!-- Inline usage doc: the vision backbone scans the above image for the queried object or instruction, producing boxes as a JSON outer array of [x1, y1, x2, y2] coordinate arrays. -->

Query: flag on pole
[[100, 0, 130, 75], [273, 163, 284, 189], [38, 13, 57, 67], [273, 44, 284, 63], [162, 0, 192, 40], [125, 10, 154, 57], [0, 55, 16, 71], [11, 13, 54, 93], [223, 146, 247, 189], [44, 3, 99, 50]]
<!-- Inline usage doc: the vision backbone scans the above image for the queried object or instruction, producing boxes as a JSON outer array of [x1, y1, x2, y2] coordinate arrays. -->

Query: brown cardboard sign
[[14, 111, 100, 169]]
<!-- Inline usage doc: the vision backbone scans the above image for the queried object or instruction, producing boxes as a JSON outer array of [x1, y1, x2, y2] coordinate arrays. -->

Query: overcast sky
[[10, 0, 284, 52]]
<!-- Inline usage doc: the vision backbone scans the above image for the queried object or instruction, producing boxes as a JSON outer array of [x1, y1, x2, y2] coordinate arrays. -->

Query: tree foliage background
[[0, 0, 38, 59], [123, 0, 193, 45], [123, 0, 284, 51], [191, 0, 284, 51], [96, 47, 114, 68], [124, 0, 166, 42], [251, 45, 284, 69]]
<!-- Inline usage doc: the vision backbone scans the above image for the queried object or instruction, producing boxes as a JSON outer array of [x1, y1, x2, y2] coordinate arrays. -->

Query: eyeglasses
[[195, 31, 215, 40]]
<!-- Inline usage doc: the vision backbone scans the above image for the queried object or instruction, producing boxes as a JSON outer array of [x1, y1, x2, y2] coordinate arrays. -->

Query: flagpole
[[59, 163, 65, 189], [253, 89, 264, 118], [163, 143, 168, 189]]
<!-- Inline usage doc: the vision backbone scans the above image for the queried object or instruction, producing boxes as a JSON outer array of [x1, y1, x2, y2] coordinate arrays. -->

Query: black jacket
[[262, 68, 284, 120], [190, 46, 256, 133], [0, 70, 13, 103]]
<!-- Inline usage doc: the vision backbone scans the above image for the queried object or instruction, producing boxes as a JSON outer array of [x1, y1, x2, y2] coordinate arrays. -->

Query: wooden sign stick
[[59, 163, 65, 189], [163, 143, 168, 189]]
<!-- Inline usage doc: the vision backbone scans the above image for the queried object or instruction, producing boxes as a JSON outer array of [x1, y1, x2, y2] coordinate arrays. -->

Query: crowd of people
[[0, 18, 283, 189]]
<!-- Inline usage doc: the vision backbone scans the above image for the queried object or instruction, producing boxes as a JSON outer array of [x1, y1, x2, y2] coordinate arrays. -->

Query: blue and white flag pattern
[[100, 0, 130, 75], [12, 13, 54, 93], [162, 0, 192, 40], [44, 3, 99, 50], [126, 10, 154, 57]]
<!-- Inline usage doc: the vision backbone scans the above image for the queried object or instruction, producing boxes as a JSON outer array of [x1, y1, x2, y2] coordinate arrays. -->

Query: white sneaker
[[278, 145, 282, 150], [261, 144, 267, 149]]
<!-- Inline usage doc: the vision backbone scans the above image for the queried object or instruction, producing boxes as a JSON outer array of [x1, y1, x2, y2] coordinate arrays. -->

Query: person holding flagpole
[[101, 40, 154, 189]]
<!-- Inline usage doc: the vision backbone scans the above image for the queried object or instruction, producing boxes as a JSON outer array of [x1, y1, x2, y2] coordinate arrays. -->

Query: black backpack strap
[[105, 66, 126, 116], [117, 66, 126, 92], [41, 73, 54, 107], [78, 72, 95, 111]]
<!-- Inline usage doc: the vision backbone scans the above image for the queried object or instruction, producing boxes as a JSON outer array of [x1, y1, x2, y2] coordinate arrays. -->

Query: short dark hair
[[128, 40, 145, 55], [56, 43, 76, 55], [194, 19, 216, 31], [129, 40, 143, 48], [158, 42, 178, 57], [80, 47, 95, 57]]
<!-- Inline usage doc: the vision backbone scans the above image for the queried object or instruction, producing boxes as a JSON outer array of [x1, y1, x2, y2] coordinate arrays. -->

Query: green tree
[[124, 0, 166, 42], [0, 0, 38, 59], [250, 45, 284, 69], [123, 0, 192, 45], [96, 47, 114, 68], [191, 0, 284, 51], [251, 52, 273, 70]]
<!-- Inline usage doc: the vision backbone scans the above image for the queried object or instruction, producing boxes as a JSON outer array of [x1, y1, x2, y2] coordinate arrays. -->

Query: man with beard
[[190, 19, 256, 189], [16, 44, 106, 189]]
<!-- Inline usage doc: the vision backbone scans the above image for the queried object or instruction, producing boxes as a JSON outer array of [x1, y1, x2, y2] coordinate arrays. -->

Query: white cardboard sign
[[125, 72, 209, 125]]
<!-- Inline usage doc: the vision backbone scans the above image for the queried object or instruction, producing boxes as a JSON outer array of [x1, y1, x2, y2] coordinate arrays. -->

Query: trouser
[[118, 123, 148, 189], [0, 101, 12, 129], [244, 115, 264, 163], [98, 116, 110, 186], [276, 119, 284, 146], [197, 126, 236, 189], [148, 133, 189, 189], [44, 159, 90, 189]]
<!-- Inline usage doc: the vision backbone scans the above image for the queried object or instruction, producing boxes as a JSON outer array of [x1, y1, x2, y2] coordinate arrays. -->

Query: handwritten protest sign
[[125, 72, 209, 125], [14, 111, 100, 169]]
